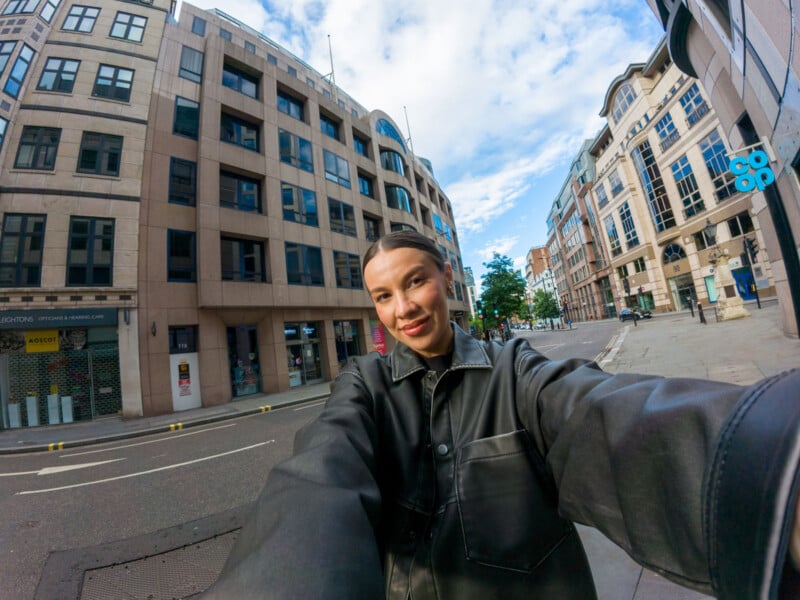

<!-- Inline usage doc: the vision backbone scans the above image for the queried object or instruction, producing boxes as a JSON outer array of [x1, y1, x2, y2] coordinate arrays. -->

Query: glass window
[[220, 112, 259, 152], [92, 64, 133, 101], [221, 237, 267, 282], [323, 149, 350, 188], [67, 217, 113, 286], [358, 173, 374, 198], [380, 149, 405, 176], [633, 257, 646, 273], [609, 169, 624, 196], [191, 15, 205, 36], [662, 243, 687, 264], [39, 0, 60, 22], [222, 62, 258, 98], [169, 325, 197, 354], [169, 157, 196, 206], [604, 215, 621, 256], [0, 41, 15, 76], [167, 229, 196, 282], [353, 133, 368, 157], [14, 126, 60, 170], [306, 76, 315, 89], [110, 12, 146, 42], [680, 83, 709, 127], [267, 54, 277, 66], [618, 202, 639, 249], [671, 155, 705, 219], [0, 213, 45, 287], [173, 96, 199, 139], [77, 132, 123, 176], [61, 4, 99, 32], [287, 65, 297, 77], [693, 230, 713, 250], [655, 113, 679, 151], [631, 140, 676, 232], [282, 182, 317, 226], [284, 242, 324, 286], [278, 129, 313, 172], [3, 0, 39, 15], [700, 129, 738, 201], [320, 113, 339, 140], [363, 214, 381, 242], [385, 184, 412, 213], [179, 46, 203, 83], [333, 251, 362, 289], [0, 116, 7, 153], [393, 222, 417, 233], [328, 198, 356, 237], [219, 27, 231, 41], [220, 170, 261, 212], [277, 89, 304, 121], [3, 43, 34, 98], [37, 57, 79, 92], [727, 211, 754, 238], [244, 40, 255, 54], [594, 182, 608, 208], [617, 265, 628, 279], [611, 82, 636, 123], [375, 118, 406, 153]]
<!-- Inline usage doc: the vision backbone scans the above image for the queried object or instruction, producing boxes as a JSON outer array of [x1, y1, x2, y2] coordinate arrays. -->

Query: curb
[[0, 393, 329, 455]]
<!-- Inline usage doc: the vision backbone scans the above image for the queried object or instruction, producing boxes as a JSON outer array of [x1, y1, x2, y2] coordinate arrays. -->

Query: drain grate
[[79, 531, 238, 600]]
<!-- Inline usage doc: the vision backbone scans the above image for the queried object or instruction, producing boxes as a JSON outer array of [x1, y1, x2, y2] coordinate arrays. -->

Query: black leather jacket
[[206, 325, 800, 599]]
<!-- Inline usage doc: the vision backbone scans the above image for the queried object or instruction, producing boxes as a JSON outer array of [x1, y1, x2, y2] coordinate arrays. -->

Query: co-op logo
[[729, 150, 774, 193]]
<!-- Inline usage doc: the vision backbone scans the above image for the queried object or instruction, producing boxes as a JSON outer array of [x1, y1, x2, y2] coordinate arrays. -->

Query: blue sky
[[181, 0, 665, 284]]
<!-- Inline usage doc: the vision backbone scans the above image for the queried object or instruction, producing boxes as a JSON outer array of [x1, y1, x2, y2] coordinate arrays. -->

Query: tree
[[531, 289, 560, 321], [480, 253, 526, 328]]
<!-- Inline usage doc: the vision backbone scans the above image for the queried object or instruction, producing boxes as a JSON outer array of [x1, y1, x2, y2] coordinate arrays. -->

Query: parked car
[[534, 320, 549, 330], [619, 308, 652, 322]]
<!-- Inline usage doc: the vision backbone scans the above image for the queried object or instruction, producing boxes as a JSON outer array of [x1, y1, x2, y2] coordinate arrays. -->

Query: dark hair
[[362, 230, 445, 273]]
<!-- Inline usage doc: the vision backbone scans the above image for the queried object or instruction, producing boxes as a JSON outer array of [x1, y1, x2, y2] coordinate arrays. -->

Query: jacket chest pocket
[[455, 429, 572, 573]]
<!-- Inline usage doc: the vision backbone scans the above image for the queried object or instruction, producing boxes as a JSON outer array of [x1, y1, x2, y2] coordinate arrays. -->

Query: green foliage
[[531, 289, 560, 320], [480, 253, 526, 327]]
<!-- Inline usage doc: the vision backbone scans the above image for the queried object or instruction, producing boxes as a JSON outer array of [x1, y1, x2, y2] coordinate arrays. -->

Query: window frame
[[323, 149, 350, 188], [3, 0, 39, 15], [178, 46, 203, 83], [221, 236, 267, 282], [281, 182, 318, 227], [167, 229, 197, 282], [0, 41, 15, 77], [671, 154, 706, 219], [284, 242, 324, 286], [0, 213, 46, 287], [37, 56, 80, 93], [191, 15, 205, 36], [76, 131, 123, 177], [173, 96, 199, 139], [320, 112, 340, 141], [109, 11, 146, 42], [169, 157, 197, 206], [3, 43, 34, 98], [92, 64, 134, 101], [220, 170, 262, 213], [333, 251, 362, 289], [14, 125, 60, 170], [278, 129, 313, 172], [61, 4, 99, 32], [357, 172, 374, 198], [277, 89, 304, 121], [220, 112, 260, 152], [39, 0, 59, 22], [66, 216, 114, 286], [328, 198, 356, 237], [222, 62, 259, 99]]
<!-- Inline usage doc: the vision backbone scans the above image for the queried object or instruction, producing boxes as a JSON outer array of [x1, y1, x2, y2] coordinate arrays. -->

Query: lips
[[401, 317, 429, 337]]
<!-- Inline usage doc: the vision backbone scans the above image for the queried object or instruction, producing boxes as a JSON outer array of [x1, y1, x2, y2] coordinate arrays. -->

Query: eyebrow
[[367, 264, 427, 294]]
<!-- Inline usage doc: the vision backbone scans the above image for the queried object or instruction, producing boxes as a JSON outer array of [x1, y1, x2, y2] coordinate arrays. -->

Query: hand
[[792, 494, 800, 570]]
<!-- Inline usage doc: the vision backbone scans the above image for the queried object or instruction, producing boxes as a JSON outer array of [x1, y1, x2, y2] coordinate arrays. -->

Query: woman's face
[[364, 247, 454, 358]]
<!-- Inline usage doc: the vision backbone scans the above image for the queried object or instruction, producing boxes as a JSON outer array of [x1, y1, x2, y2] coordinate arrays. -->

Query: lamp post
[[704, 218, 750, 321]]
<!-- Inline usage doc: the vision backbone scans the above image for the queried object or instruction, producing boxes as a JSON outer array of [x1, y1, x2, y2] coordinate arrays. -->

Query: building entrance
[[227, 325, 261, 398], [334, 320, 361, 368], [285, 322, 323, 387], [668, 273, 697, 310]]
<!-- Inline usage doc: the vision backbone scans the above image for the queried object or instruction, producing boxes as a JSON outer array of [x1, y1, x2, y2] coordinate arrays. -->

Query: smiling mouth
[[401, 318, 429, 336]]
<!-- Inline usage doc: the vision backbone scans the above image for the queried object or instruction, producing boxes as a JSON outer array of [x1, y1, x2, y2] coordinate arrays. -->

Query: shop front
[[0, 308, 121, 430], [227, 325, 261, 398], [334, 320, 361, 368], [284, 322, 323, 388]]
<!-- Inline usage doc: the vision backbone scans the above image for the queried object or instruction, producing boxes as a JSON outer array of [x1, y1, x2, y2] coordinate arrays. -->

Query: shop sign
[[178, 360, 191, 396], [370, 320, 386, 355], [0, 308, 118, 330], [729, 149, 775, 193], [25, 330, 59, 353]]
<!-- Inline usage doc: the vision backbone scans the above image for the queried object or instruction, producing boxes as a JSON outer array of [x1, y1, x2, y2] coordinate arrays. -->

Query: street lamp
[[704, 218, 749, 321]]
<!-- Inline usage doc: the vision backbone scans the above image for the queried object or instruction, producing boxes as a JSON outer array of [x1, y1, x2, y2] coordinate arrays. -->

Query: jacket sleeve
[[513, 340, 800, 598], [202, 361, 385, 599]]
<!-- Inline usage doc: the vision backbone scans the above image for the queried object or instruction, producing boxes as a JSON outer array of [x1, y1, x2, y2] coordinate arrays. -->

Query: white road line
[[61, 423, 238, 458], [0, 458, 125, 477], [293, 401, 326, 411], [17, 441, 273, 495]]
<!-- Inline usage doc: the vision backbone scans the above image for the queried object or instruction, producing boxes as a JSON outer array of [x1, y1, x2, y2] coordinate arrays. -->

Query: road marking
[[294, 401, 326, 411], [18, 441, 273, 495], [60, 423, 237, 458], [0, 458, 125, 477]]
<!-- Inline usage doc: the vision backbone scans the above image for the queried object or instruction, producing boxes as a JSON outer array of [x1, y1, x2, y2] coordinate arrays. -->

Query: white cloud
[[476, 236, 519, 263]]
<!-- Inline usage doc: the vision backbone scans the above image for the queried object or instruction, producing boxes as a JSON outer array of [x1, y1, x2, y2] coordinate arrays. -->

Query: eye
[[373, 292, 390, 303], [408, 276, 425, 288]]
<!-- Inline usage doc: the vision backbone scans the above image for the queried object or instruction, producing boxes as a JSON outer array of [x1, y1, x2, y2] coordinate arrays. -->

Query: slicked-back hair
[[362, 230, 445, 273]]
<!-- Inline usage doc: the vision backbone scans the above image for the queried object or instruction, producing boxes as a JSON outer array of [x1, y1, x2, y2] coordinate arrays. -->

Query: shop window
[[14, 126, 60, 170], [67, 217, 113, 286], [220, 170, 261, 212], [37, 57, 79, 93], [109, 12, 146, 42], [333, 251, 362, 289], [3, 42, 34, 98], [221, 237, 267, 282], [284, 321, 323, 387], [169, 157, 196, 206], [179, 46, 203, 83], [284, 243, 323, 286], [328, 198, 356, 237], [228, 325, 260, 397], [282, 182, 317, 226], [173, 96, 199, 139], [278, 129, 312, 172], [61, 4, 99, 32], [0, 213, 45, 287], [220, 112, 259, 152], [167, 229, 196, 282], [92, 64, 133, 101], [334, 320, 361, 367], [77, 132, 123, 177]]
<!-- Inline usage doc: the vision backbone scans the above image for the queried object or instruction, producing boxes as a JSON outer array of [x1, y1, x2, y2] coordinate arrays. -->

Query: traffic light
[[493, 304, 499, 317], [744, 237, 758, 264], [476, 300, 483, 319]]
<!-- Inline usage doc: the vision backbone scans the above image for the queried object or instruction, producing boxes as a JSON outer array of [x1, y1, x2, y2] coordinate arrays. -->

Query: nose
[[394, 292, 417, 318]]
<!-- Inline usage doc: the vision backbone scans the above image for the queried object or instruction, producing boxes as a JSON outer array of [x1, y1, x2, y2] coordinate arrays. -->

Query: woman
[[206, 231, 800, 599]]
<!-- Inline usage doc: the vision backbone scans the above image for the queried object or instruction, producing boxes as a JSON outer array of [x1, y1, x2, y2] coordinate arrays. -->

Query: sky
[[180, 0, 665, 285]]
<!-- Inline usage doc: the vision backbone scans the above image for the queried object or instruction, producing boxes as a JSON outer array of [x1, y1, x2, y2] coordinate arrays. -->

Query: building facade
[[0, 0, 466, 429], [647, 0, 800, 336], [590, 40, 773, 316]]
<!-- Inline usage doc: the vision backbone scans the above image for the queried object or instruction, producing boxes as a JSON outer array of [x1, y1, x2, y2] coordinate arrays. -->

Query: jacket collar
[[390, 323, 492, 382]]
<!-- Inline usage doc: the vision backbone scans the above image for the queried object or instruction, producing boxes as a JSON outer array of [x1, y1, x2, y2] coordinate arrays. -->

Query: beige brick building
[[0, 0, 466, 428]]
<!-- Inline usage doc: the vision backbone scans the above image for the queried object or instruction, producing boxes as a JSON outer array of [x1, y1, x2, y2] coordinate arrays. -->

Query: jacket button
[[436, 444, 449, 456]]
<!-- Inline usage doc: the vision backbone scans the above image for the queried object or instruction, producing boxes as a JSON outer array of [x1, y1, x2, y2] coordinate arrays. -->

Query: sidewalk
[[13, 300, 800, 599]]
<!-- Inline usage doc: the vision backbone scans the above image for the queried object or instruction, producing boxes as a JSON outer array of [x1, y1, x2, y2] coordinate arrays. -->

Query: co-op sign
[[728, 142, 775, 193], [0, 308, 118, 330]]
